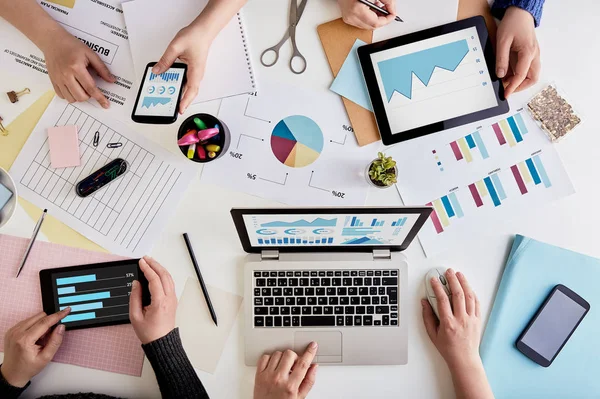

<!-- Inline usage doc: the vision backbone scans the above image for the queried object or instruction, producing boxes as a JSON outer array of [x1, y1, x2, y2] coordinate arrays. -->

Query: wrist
[[447, 354, 485, 378], [0, 365, 30, 388], [37, 26, 70, 54], [187, 17, 219, 44]]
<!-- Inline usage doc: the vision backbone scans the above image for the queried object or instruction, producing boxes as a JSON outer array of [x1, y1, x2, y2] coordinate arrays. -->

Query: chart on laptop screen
[[243, 214, 421, 247], [370, 27, 498, 134]]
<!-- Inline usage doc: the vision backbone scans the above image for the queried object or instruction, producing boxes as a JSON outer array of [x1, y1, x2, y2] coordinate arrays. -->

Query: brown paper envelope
[[317, 20, 378, 147], [317, 0, 495, 148]]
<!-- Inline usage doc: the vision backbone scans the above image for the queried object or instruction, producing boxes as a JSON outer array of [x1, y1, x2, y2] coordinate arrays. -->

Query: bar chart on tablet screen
[[372, 27, 499, 133]]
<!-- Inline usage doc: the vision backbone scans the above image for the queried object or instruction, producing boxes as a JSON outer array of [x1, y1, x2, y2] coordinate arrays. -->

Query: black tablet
[[358, 16, 509, 146], [40, 259, 150, 331]]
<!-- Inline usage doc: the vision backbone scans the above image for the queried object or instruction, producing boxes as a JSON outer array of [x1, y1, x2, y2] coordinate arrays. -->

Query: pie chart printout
[[270, 115, 324, 168]]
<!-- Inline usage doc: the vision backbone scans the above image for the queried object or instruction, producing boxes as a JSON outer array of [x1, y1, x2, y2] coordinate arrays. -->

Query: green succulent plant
[[368, 152, 397, 186]]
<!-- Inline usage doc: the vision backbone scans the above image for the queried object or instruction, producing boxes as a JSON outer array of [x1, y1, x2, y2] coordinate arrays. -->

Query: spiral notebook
[[123, 0, 256, 104]]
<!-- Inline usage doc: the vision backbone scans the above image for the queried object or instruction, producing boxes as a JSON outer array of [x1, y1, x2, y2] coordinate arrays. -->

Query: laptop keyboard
[[253, 270, 399, 328]]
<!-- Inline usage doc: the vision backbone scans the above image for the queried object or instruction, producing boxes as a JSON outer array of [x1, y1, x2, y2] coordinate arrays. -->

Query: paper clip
[[0, 116, 7, 136], [7, 88, 31, 103], [107, 142, 123, 148], [93, 131, 100, 147]]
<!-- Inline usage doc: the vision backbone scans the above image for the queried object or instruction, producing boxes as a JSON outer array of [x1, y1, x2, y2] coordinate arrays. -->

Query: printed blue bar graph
[[371, 219, 378, 226], [258, 238, 264, 244], [56, 274, 96, 286], [491, 174, 507, 200], [351, 216, 357, 226], [441, 195, 455, 218], [58, 292, 110, 305], [507, 116, 523, 142], [472, 131, 489, 159], [514, 113, 528, 135], [399, 218, 407, 226], [60, 302, 103, 312], [57, 287, 75, 295], [525, 158, 541, 184], [448, 192, 464, 218], [391, 221, 396, 226], [466, 134, 476, 149], [62, 312, 96, 323], [532, 155, 552, 188], [484, 177, 501, 206]]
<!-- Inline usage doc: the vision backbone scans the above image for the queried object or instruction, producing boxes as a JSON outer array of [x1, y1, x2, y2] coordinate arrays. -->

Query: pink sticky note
[[48, 125, 80, 168]]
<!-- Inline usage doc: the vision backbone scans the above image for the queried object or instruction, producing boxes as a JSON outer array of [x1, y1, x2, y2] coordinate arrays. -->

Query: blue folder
[[481, 235, 600, 398]]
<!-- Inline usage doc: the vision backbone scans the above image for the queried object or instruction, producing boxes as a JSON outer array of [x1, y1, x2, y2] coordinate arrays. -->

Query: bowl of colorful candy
[[176, 113, 230, 163]]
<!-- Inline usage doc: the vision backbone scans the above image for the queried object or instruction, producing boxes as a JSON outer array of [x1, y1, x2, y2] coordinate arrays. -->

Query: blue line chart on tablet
[[372, 27, 500, 133], [378, 40, 469, 100]]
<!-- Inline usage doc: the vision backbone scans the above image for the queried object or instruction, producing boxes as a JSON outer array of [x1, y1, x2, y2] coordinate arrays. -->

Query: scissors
[[260, 0, 308, 75]]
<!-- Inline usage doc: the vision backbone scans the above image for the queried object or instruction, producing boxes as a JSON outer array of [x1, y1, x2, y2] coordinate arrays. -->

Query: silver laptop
[[231, 206, 432, 366]]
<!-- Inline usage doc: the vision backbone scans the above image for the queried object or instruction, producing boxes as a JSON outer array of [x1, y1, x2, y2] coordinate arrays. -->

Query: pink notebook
[[0, 234, 145, 376]]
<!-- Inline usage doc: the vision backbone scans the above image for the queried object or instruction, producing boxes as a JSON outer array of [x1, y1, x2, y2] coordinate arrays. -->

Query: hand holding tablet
[[358, 16, 509, 145]]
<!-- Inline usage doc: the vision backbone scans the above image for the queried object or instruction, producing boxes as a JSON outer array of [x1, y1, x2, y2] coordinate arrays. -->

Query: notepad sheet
[[9, 98, 197, 257], [122, 0, 256, 104], [0, 234, 144, 376]]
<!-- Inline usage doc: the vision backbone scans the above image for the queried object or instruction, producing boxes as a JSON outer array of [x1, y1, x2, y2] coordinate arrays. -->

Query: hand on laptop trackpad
[[294, 331, 342, 363]]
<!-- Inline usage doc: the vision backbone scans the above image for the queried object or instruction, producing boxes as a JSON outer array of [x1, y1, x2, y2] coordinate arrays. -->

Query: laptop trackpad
[[294, 331, 342, 363]]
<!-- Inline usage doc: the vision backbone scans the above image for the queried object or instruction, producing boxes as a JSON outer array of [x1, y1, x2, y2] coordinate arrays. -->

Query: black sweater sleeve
[[0, 366, 30, 399], [142, 328, 209, 399]]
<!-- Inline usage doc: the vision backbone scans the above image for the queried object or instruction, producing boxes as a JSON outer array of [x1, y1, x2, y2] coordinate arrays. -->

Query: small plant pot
[[177, 113, 231, 163], [365, 160, 398, 189]]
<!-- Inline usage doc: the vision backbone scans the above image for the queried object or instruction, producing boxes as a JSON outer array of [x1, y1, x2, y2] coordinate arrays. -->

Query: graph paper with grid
[[9, 99, 197, 256]]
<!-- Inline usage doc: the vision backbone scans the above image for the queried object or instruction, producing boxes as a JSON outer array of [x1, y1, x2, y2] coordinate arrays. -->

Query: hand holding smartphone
[[131, 62, 188, 124]]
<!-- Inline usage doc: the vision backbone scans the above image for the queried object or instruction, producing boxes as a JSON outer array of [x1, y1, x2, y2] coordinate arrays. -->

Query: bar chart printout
[[427, 192, 464, 234], [510, 154, 552, 195], [53, 262, 139, 328], [469, 173, 507, 208], [493, 112, 529, 147], [450, 131, 489, 163]]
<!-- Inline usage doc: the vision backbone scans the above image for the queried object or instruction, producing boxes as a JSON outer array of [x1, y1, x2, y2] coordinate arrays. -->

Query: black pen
[[357, 0, 403, 22], [183, 233, 218, 326]]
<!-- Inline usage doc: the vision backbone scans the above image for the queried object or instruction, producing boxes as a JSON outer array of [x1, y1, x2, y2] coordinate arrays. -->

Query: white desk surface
[[1, 0, 600, 398]]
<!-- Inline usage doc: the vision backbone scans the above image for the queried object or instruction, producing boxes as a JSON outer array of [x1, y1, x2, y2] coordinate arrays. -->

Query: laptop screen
[[232, 208, 432, 252]]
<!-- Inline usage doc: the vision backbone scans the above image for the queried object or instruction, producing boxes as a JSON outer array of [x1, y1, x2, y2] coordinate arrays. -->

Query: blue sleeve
[[491, 0, 545, 27]]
